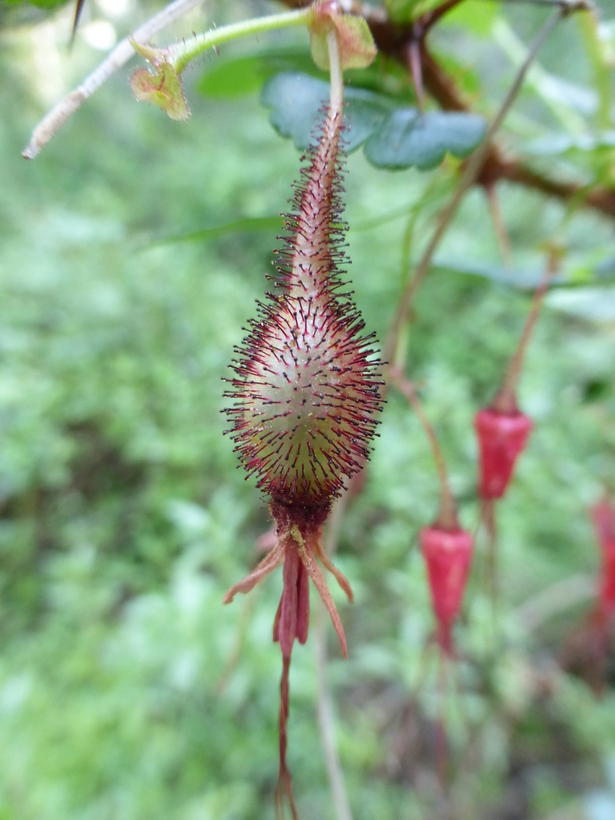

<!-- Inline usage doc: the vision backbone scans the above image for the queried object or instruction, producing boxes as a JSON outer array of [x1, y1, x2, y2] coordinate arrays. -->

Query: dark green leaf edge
[[145, 216, 284, 248]]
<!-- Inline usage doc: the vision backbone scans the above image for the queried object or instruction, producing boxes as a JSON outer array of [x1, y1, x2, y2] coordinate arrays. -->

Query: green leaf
[[382, 0, 439, 24], [364, 109, 486, 170], [9, 0, 68, 7], [440, 1, 499, 35], [261, 72, 486, 170], [260, 72, 394, 152], [197, 47, 317, 99], [198, 54, 269, 99]]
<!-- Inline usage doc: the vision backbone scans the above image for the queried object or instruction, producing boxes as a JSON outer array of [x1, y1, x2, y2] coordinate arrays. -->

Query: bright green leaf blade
[[441, 0, 499, 35], [13, 0, 68, 7], [197, 47, 317, 99], [260, 72, 394, 152], [149, 216, 284, 247], [198, 55, 268, 99], [364, 109, 486, 170]]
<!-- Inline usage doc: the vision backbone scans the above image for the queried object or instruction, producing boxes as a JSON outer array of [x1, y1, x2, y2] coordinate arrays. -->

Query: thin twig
[[493, 247, 560, 412], [383, 7, 566, 366], [485, 184, 513, 267], [392, 371, 458, 531], [23, 0, 207, 158]]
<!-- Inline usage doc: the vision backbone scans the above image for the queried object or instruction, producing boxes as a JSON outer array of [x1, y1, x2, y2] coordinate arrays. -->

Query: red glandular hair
[[224, 108, 382, 509]]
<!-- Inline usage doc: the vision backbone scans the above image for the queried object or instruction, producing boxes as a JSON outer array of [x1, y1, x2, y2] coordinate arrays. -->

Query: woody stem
[[393, 372, 458, 531]]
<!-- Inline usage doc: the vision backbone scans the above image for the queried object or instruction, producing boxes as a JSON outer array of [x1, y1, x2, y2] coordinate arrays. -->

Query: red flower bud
[[475, 407, 532, 500], [420, 526, 474, 654]]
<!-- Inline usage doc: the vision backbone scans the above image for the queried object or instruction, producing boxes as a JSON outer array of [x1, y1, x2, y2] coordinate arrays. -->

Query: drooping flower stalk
[[223, 22, 382, 816], [392, 370, 473, 656], [475, 248, 559, 603], [393, 370, 473, 789]]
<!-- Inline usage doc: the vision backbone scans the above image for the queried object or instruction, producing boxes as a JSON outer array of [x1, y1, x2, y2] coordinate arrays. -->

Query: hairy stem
[[171, 7, 313, 74]]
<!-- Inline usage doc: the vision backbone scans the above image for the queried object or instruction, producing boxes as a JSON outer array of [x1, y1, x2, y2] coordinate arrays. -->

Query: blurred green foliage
[[1, 1, 615, 818]]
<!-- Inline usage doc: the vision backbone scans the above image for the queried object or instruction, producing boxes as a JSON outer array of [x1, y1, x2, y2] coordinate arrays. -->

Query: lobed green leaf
[[261, 72, 395, 153], [261, 72, 486, 170], [364, 109, 487, 170]]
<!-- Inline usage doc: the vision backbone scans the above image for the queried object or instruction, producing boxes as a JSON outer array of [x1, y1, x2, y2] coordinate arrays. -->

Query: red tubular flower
[[475, 407, 533, 500], [420, 525, 474, 654]]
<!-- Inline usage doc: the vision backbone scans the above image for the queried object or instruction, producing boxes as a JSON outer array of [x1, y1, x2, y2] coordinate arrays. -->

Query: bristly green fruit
[[224, 108, 383, 510]]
